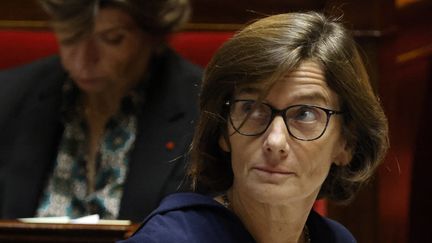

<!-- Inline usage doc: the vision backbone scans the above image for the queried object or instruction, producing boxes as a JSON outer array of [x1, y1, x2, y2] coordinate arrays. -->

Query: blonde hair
[[39, 0, 190, 41]]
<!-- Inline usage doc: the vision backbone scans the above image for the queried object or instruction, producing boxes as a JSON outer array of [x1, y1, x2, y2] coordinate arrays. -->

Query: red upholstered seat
[[0, 30, 233, 70], [0, 30, 58, 69], [169, 31, 234, 67]]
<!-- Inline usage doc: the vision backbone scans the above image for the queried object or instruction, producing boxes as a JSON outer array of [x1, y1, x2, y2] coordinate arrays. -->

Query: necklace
[[304, 224, 311, 243], [221, 193, 311, 243], [221, 193, 230, 209]]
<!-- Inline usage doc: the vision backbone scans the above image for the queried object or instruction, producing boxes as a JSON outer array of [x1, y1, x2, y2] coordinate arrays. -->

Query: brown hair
[[189, 11, 389, 203], [39, 0, 190, 40]]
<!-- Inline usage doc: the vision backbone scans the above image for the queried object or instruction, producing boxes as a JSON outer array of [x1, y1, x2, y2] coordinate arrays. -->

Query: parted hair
[[39, 0, 190, 40], [188, 11, 389, 203]]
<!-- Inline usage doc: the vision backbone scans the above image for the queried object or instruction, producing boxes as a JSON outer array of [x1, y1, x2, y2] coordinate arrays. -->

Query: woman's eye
[[235, 101, 267, 119], [293, 107, 318, 122], [240, 101, 254, 113], [100, 32, 125, 45], [248, 104, 268, 120]]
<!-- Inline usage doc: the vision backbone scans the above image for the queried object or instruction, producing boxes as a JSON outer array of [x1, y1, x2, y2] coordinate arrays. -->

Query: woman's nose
[[262, 116, 290, 159], [74, 40, 99, 69], [63, 38, 99, 77]]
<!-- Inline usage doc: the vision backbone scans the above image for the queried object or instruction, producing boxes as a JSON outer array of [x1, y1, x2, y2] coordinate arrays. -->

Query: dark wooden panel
[[328, 2, 432, 243], [0, 1, 47, 20], [378, 57, 430, 243], [0, 220, 139, 242], [190, 0, 326, 24], [324, 0, 396, 32], [0, 0, 396, 34], [327, 183, 379, 243], [409, 58, 432, 242]]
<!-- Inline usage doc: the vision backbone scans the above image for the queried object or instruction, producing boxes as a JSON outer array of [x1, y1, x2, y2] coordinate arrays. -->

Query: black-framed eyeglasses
[[225, 99, 343, 141]]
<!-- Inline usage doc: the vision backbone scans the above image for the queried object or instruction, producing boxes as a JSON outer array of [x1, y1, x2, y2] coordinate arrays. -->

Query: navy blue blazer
[[121, 193, 357, 243], [0, 49, 202, 222]]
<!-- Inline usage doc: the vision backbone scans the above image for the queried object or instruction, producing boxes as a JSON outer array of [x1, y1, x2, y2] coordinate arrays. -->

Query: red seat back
[[0, 30, 233, 70]]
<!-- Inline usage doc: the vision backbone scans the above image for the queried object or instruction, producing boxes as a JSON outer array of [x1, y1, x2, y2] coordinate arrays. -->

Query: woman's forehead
[[234, 61, 326, 95], [232, 61, 340, 107], [285, 61, 325, 80]]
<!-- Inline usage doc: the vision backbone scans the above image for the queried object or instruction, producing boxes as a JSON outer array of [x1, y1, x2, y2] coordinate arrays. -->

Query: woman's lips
[[252, 166, 296, 182], [252, 166, 294, 175], [73, 77, 106, 90], [77, 78, 101, 84]]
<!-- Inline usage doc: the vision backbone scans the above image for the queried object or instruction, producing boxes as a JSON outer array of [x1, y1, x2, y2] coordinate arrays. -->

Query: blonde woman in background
[[0, 0, 201, 222]]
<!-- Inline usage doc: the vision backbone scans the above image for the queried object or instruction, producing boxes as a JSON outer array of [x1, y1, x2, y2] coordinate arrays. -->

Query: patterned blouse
[[36, 79, 145, 219]]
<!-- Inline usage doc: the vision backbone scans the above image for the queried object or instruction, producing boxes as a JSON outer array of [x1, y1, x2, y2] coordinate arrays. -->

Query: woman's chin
[[75, 80, 107, 94], [242, 184, 298, 205]]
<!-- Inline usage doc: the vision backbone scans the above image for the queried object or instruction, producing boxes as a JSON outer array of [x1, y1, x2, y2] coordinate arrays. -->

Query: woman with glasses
[[121, 11, 389, 243]]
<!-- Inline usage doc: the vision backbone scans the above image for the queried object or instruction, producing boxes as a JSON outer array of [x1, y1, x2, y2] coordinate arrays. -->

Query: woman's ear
[[333, 140, 353, 166], [218, 135, 230, 152], [333, 121, 356, 166]]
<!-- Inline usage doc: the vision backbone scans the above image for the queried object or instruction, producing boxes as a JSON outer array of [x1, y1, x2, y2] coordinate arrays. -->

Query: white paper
[[18, 214, 131, 225], [18, 216, 70, 224], [69, 214, 100, 224]]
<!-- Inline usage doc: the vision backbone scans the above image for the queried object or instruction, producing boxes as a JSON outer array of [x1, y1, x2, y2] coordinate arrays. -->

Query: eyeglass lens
[[229, 100, 330, 140]]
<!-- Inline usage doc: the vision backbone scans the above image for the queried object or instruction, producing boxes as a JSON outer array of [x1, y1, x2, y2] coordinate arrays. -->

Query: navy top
[[119, 192, 356, 243]]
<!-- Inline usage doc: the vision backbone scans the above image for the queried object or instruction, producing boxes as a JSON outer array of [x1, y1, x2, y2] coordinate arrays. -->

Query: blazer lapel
[[119, 49, 201, 221], [2, 66, 64, 218]]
